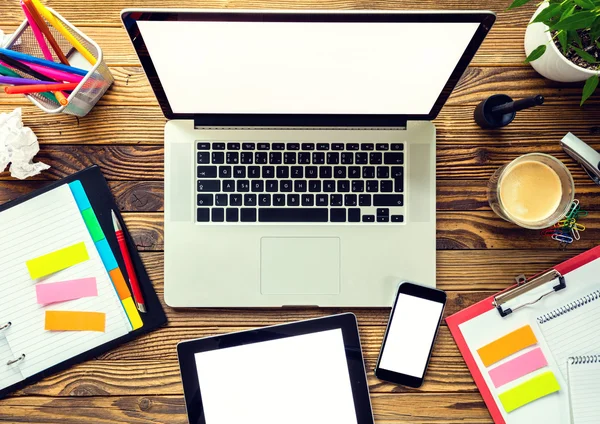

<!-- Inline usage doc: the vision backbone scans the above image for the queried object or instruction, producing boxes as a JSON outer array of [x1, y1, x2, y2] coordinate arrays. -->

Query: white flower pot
[[524, 2, 599, 82]]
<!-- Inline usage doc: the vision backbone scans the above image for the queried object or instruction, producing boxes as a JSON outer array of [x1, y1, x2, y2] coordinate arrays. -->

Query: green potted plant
[[511, 0, 600, 105]]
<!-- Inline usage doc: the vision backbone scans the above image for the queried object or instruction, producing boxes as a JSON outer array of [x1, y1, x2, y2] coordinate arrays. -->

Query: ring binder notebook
[[0, 166, 167, 399], [537, 289, 600, 324]]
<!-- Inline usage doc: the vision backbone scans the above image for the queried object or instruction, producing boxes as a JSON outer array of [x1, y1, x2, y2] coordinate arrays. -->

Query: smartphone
[[375, 282, 446, 388]]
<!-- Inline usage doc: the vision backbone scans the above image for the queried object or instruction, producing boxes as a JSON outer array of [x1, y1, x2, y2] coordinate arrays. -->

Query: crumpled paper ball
[[0, 108, 50, 179]]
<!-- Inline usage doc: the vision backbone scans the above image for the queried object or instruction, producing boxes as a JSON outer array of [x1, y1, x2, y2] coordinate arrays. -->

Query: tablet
[[177, 313, 373, 424]]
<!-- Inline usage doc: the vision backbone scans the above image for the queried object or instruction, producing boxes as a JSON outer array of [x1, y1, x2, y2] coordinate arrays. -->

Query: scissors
[[561, 133, 600, 185]]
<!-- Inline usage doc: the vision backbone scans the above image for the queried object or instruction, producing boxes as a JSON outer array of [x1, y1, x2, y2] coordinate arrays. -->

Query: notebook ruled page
[[0, 185, 131, 380], [568, 359, 600, 423], [537, 292, 600, 380]]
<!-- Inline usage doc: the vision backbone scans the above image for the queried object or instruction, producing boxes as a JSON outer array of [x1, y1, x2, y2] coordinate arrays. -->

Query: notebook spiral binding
[[569, 355, 600, 365], [537, 289, 600, 324], [0, 322, 11, 331]]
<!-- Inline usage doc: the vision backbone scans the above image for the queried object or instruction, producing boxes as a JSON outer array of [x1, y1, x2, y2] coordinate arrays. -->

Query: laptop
[[121, 10, 495, 307]]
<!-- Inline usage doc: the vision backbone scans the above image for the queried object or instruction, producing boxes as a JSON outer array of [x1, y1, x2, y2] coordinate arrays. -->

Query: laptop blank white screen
[[193, 329, 358, 424], [137, 20, 480, 115]]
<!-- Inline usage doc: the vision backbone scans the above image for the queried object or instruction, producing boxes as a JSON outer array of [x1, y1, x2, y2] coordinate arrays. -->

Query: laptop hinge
[[193, 123, 408, 131]]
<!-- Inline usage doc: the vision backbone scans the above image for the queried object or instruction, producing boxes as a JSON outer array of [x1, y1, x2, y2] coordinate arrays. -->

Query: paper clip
[[541, 228, 557, 236], [552, 233, 574, 244], [571, 226, 581, 241], [573, 222, 585, 231], [566, 199, 580, 219]]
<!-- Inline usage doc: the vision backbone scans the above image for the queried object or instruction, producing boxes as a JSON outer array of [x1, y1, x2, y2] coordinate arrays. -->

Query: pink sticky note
[[489, 347, 548, 388], [36, 278, 98, 305]]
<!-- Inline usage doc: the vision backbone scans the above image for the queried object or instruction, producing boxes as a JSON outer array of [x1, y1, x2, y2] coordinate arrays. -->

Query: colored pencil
[[0, 63, 56, 102], [21, 0, 69, 65], [0, 55, 68, 105], [0, 53, 55, 81], [25, 62, 83, 83], [0, 48, 87, 76], [5, 82, 78, 94], [0, 75, 56, 85], [0, 63, 22, 78], [20, 0, 53, 61], [53, 91, 69, 105], [31, 0, 97, 66]]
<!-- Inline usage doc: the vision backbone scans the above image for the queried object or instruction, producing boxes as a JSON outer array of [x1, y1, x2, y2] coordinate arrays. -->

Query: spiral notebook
[[0, 166, 167, 398], [446, 246, 600, 424], [567, 355, 600, 424], [538, 290, 600, 380]]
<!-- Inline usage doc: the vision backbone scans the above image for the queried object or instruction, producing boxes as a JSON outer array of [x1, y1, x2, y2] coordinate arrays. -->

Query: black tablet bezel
[[177, 313, 373, 424], [374, 282, 446, 388], [121, 10, 495, 126]]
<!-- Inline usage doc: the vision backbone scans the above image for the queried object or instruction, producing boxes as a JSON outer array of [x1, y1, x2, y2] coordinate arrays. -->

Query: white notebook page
[[0, 184, 131, 388], [537, 289, 600, 380], [568, 358, 600, 424]]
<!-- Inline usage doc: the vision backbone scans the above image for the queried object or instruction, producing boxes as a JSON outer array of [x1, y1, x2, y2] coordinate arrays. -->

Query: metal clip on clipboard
[[493, 269, 567, 317]]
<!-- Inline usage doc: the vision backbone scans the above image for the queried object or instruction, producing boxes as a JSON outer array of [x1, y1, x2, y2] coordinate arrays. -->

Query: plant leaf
[[569, 29, 584, 48], [560, 5, 577, 21], [558, 30, 568, 53], [552, 11, 597, 31], [525, 44, 547, 63], [531, 4, 563, 23], [581, 74, 599, 105], [574, 0, 595, 9], [573, 46, 598, 63], [508, 0, 533, 8], [590, 16, 600, 41]]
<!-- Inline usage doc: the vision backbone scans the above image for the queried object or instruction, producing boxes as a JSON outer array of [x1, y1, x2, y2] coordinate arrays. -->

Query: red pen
[[111, 210, 146, 313]]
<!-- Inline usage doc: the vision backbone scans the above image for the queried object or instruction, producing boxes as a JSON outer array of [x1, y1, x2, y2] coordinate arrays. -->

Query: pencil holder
[[5, 7, 113, 117]]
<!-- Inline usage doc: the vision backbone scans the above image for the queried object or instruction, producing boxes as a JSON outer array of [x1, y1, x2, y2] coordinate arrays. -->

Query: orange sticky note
[[45, 311, 105, 332], [477, 325, 537, 367]]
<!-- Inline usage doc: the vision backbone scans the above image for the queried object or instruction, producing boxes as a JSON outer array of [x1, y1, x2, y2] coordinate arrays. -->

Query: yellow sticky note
[[26, 242, 89, 280], [122, 297, 144, 330], [498, 371, 560, 413], [45, 311, 105, 332]]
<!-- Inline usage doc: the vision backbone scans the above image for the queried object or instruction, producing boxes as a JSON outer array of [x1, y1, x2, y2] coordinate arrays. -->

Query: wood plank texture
[[0, 0, 598, 422], [0, 394, 492, 423]]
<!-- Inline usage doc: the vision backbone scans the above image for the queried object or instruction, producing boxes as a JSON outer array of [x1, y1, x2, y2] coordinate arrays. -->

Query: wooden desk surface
[[1, 0, 599, 422]]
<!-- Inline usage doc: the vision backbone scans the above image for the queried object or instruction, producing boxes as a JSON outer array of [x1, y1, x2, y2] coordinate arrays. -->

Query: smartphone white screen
[[379, 294, 444, 378]]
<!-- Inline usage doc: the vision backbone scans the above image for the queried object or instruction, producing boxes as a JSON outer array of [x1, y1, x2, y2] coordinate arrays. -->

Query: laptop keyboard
[[196, 142, 405, 223]]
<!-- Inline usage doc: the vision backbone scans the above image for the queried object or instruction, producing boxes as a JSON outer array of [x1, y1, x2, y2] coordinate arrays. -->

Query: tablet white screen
[[194, 329, 358, 424], [137, 20, 480, 115]]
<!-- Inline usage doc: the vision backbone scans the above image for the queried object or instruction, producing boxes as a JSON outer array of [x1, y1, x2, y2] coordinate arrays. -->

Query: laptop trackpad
[[260, 237, 341, 295]]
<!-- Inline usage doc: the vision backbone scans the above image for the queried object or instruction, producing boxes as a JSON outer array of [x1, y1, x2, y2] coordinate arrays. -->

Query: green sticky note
[[498, 371, 560, 413], [81, 208, 104, 242], [26, 242, 89, 280]]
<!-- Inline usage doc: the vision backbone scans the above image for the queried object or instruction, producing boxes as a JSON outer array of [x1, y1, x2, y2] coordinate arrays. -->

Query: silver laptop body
[[121, 9, 495, 307]]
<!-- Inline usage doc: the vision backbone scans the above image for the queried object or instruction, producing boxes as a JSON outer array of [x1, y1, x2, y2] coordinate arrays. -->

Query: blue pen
[[0, 47, 88, 77]]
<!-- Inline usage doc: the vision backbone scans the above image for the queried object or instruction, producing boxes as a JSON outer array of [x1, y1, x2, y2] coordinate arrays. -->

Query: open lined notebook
[[0, 183, 140, 392], [567, 355, 600, 424]]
